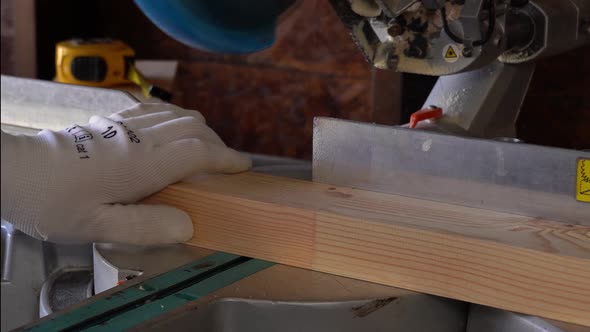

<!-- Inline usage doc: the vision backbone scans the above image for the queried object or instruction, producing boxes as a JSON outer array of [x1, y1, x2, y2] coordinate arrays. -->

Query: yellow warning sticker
[[445, 46, 457, 58], [577, 158, 590, 202], [443, 44, 460, 63]]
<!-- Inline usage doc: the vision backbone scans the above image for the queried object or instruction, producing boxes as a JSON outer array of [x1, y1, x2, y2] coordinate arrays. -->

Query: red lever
[[409, 107, 443, 129]]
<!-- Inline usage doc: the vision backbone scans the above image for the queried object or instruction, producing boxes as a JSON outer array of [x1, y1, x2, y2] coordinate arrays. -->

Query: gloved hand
[[1, 103, 251, 245]]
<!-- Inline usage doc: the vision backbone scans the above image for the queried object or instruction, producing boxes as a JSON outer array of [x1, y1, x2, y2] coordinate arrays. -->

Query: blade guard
[[134, 0, 296, 54]]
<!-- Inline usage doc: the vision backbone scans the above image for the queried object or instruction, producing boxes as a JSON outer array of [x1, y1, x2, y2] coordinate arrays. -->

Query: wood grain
[[144, 172, 590, 326]]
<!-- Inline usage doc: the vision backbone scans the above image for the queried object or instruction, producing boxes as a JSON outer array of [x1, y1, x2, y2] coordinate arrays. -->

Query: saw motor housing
[[332, 0, 589, 76]]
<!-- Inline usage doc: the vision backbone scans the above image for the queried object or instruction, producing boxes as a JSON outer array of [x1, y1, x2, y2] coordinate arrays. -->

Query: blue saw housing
[[134, 0, 296, 54]]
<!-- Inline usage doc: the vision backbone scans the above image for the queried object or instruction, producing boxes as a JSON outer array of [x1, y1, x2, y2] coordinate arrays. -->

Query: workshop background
[[2, 0, 589, 158]]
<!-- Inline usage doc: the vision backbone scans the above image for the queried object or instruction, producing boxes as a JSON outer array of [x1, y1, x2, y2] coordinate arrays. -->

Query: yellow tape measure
[[55, 38, 171, 101], [576, 158, 590, 202]]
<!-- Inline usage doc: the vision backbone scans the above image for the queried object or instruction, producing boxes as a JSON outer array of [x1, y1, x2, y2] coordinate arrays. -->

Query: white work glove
[[1, 103, 251, 245]]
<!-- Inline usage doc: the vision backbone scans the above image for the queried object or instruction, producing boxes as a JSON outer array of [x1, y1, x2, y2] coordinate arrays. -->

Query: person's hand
[[1, 103, 251, 245]]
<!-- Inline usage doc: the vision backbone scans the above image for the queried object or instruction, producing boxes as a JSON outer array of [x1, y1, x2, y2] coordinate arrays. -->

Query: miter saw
[[136, 0, 589, 139], [135, 0, 590, 222], [316, 0, 589, 225]]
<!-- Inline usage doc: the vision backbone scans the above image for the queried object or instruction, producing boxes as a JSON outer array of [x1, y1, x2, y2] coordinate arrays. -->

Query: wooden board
[[144, 172, 590, 326]]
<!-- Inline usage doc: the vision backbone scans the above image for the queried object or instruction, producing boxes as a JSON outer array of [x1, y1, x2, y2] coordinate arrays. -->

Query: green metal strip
[[85, 259, 274, 332], [26, 252, 240, 332]]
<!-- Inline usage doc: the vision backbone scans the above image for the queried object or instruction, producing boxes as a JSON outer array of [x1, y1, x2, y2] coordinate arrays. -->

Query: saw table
[[17, 242, 584, 332]]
